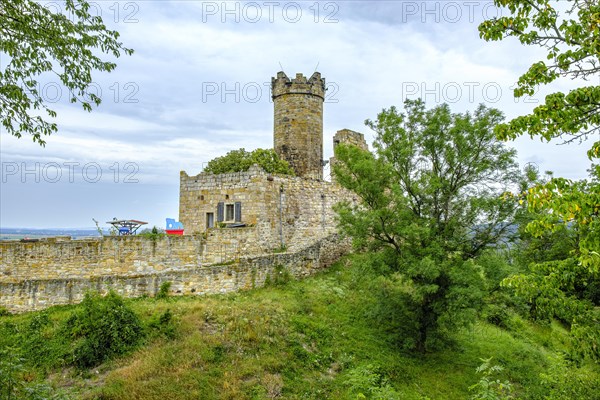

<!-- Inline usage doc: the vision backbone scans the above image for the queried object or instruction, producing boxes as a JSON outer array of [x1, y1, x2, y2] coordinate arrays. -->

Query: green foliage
[[272, 244, 287, 254], [138, 227, 166, 240], [477, 251, 518, 292], [502, 167, 600, 361], [156, 281, 172, 300], [21, 312, 64, 371], [475, 251, 529, 330], [343, 364, 400, 399], [0, 348, 24, 400], [333, 99, 520, 352], [0, 0, 133, 145], [0, 307, 9, 317], [540, 354, 600, 399], [65, 291, 144, 368], [265, 264, 291, 287], [0, 347, 67, 400], [480, 4, 600, 360], [203, 148, 294, 175], [469, 358, 514, 400], [479, 0, 600, 157], [147, 309, 177, 340]]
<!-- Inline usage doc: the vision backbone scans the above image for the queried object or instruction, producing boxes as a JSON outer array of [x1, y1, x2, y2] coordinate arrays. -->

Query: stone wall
[[179, 165, 358, 252], [0, 234, 350, 313], [0, 235, 202, 282], [330, 129, 370, 183], [202, 226, 264, 265], [179, 165, 278, 236], [333, 129, 368, 151]]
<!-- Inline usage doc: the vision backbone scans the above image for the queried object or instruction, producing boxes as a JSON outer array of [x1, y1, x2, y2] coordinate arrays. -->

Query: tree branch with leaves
[[479, 0, 600, 154], [0, 0, 133, 145]]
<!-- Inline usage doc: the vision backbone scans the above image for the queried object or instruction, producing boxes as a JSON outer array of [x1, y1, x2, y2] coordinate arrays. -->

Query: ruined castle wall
[[0, 235, 202, 283], [202, 226, 264, 265], [179, 165, 279, 235], [275, 174, 355, 252], [179, 165, 358, 253], [0, 234, 350, 313]]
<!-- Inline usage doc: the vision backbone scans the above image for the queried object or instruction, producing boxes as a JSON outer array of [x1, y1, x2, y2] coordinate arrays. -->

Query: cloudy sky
[[0, 0, 596, 229]]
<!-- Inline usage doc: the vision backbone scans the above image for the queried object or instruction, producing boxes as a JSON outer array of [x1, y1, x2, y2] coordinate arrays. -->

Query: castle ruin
[[179, 71, 367, 251], [0, 71, 368, 313]]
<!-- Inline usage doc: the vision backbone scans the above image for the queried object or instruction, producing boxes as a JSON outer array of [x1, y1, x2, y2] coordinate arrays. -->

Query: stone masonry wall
[[0, 235, 202, 282], [333, 129, 369, 151], [179, 165, 277, 236], [0, 233, 350, 313], [202, 227, 264, 265], [179, 165, 358, 253]]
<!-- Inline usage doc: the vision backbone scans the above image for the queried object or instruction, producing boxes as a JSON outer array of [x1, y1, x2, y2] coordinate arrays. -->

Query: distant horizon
[[0, 224, 164, 231], [0, 227, 99, 230]]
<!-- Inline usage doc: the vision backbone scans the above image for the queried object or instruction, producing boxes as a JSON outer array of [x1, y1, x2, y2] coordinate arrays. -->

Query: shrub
[[0, 347, 24, 399], [476, 251, 517, 292], [156, 281, 172, 300], [272, 245, 287, 254], [469, 358, 514, 400], [268, 265, 291, 286], [540, 354, 600, 399], [65, 291, 144, 368], [343, 364, 400, 399], [0, 347, 67, 399], [203, 148, 294, 175], [147, 309, 177, 340], [139, 226, 166, 239]]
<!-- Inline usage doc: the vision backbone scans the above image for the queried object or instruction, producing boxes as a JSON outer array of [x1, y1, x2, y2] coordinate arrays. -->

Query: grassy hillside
[[1, 256, 598, 399]]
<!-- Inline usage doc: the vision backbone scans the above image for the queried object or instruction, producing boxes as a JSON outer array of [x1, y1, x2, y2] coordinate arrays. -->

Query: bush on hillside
[[65, 291, 144, 368]]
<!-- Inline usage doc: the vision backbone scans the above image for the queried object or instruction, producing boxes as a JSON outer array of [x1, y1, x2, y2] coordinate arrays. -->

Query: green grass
[[1, 256, 598, 399]]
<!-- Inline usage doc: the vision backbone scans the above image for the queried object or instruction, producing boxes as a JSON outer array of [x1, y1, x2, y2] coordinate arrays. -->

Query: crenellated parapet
[[271, 71, 326, 100]]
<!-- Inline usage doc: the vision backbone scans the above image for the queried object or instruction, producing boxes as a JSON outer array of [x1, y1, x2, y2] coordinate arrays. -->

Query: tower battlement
[[271, 71, 326, 100]]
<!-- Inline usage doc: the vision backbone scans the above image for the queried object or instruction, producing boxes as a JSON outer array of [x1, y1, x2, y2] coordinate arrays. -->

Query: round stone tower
[[271, 71, 325, 180]]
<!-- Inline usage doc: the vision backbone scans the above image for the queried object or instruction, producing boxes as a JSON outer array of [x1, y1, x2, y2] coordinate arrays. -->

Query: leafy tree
[[503, 168, 600, 359], [203, 148, 294, 175], [333, 99, 521, 352], [510, 166, 576, 269], [480, 0, 600, 361], [0, 0, 133, 145]]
